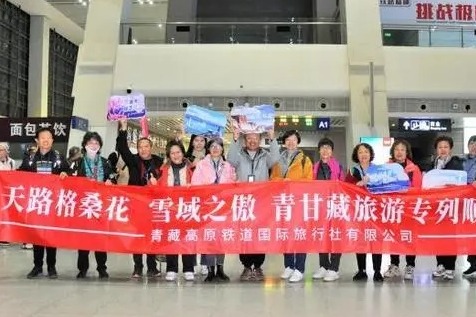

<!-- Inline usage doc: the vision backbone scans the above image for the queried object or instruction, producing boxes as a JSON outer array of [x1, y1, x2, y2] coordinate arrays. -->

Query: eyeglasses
[[210, 144, 223, 149]]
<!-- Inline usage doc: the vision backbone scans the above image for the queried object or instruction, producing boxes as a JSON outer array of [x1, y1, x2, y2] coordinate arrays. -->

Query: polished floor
[[0, 245, 475, 317]]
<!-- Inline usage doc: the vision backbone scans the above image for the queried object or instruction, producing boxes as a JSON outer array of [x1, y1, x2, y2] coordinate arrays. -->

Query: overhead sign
[[398, 118, 451, 132], [0, 117, 71, 143], [380, 0, 476, 25], [316, 117, 330, 131], [70, 116, 89, 132], [275, 116, 316, 132]]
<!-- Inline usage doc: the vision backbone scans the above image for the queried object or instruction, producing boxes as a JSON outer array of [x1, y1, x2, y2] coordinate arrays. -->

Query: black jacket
[[428, 156, 464, 172], [116, 130, 164, 186], [73, 156, 116, 184], [18, 149, 69, 174]]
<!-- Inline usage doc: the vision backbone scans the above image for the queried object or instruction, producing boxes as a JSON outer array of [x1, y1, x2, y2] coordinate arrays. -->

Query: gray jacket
[[227, 137, 280, 182]]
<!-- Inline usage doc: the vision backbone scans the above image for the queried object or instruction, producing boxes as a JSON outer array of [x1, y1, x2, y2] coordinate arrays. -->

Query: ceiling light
[[138, 0, 144, 4], [132, 38, 138, 44], [157, 23, 163, 28], [148, 0, 154, 4]]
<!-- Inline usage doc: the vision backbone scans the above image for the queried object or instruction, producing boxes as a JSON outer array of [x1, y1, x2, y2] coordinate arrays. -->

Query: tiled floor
[[0, 246, 475, 316]]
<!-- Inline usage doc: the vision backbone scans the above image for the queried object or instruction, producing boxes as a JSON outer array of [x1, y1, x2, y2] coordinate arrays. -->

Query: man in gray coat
[[227, 126, 280, 281]]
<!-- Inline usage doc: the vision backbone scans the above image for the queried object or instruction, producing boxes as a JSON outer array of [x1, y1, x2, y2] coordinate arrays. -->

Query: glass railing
[[382, 24, 476, 48], [119, 21, 346, 45]]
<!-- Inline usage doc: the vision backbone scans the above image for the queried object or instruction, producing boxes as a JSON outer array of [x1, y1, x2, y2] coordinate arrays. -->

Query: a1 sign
[[316, 117, 330, 131]]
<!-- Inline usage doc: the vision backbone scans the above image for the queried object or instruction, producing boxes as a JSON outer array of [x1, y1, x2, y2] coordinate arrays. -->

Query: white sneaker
[[281, 267, 294, 279], [200, 265, 208, 276], [289, 270, 304, 283], [312, 267, 327, 279], [22, 243, 33, 250], [323, 270, 339, 282], [384, 264, 401, 278], [443, 270, 454, 280], [165, 271, 177, 281], [404, 265, 414, 280], [184, 271, 195, 281], [432, 264, 446, 277]]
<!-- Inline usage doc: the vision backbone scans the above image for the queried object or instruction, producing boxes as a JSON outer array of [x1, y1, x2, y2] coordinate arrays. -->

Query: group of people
[[2, 119, 476, 283]]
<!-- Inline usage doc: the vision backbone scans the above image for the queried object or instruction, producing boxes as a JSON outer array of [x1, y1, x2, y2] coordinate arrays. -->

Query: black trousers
[[436, 255, 457, 270], [166, 254, 195, 273], [77, 250, 107, 272], [390, 254, 416, 267], [240, 254, 265, 269], [133, 254, 157, 272], [33, 245, 56, 268], [356, 253, 382, 272]]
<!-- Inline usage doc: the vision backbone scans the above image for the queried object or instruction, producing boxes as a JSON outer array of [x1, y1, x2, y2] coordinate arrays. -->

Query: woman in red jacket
[[383, 139, 422, 280]]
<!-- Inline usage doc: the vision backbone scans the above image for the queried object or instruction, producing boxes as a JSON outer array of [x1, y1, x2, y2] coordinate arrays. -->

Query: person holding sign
[[227, 125, 280, 281], [158, 140, 196, 282], [74, 132, 116, 280], [270, 130, 313, 283], [430, 136, 464, 281], [117, 119, 163, 279], [345, 143, 384, 282], [312, 137, 345, 282], [19, 128, 69, 279], [463, 135, 476, 278], [191, 138, 235, 282], [384, 139, 422, 280]]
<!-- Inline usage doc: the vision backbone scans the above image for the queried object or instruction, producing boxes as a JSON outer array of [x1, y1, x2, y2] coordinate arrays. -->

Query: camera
[[126, 86, 132, 94]]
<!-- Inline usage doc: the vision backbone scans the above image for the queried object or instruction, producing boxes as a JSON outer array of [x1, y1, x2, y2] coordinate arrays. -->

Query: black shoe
[[146, 269, 160, 278], [76, 270, 87, 279], [216, 265, 230, 282], [204, 266, 216, 282], [353, 271, 368, 281], [98, 270, 109, 279], [27, 266, 43, 279], [48, 267, 58, 279], [373, 271, 384, 282], [463, 266, 476, 277]]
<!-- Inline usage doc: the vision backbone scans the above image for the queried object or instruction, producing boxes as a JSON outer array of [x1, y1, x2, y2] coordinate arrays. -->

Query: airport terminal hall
[[2, 0, 476, 316]]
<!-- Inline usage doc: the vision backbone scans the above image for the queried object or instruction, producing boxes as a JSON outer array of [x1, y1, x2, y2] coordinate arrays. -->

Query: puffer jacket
[[191, 155, 235, 185], [270, 150, 313, 180]]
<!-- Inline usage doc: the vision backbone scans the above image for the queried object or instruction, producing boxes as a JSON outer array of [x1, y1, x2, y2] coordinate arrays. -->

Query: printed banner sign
[[380, 0, 476, 25], [0, 117, 71, 143], [230, 105, 275, 134], [184, 105, 227, 137], [107, 93, 146, 121], [422, 169, 468, 188], [1, 171, 476, 255], [367, 163, 410, 194]]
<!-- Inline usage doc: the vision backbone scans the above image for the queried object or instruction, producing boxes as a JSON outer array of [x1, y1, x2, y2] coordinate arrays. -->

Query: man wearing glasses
[[116, 119, 164, 278], [463, 135, 476, 278]]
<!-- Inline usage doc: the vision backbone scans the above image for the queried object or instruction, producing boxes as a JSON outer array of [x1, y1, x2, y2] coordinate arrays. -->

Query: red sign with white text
[[1, 171, 476, 255]]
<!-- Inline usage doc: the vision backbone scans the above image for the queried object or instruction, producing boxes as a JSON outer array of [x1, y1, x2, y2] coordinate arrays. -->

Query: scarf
[[435, 156, 451, 170], [84, 156, 104, 182], [171, 161, 187, 186], [279, 149, 299, 177]]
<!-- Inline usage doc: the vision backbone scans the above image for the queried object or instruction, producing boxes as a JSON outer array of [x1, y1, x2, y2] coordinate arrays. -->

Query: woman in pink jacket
[[191, 138, 235, 282]]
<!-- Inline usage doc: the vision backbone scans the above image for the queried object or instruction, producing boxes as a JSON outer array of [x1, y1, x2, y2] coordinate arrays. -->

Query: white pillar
[[28, 16, 50, 117], [69, 0, 125, 154], [344, 0, 389, 166]]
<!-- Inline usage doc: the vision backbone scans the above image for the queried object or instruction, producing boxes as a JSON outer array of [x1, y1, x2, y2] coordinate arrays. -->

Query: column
[[28, 16, 49, 117], [166, 0, 197, 44], [69, 0, 125, 155], [344, 0, 389, 165]]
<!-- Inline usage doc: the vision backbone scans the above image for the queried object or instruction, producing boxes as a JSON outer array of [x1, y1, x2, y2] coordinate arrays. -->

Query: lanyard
[[246, 149, 261, 175], [212, 159, 222, 184]]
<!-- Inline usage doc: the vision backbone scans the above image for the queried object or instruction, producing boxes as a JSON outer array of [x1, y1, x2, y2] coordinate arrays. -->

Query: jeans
[[133, 254, 157, 272], [284, 253, 306, 273], [356, 253, 382, 272], [201, 254, 225, 266], [319, 253, 341, 272]]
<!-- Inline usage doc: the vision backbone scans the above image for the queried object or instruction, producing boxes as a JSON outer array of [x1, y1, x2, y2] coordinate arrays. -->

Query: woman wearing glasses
[[191, 138, 235, 282]]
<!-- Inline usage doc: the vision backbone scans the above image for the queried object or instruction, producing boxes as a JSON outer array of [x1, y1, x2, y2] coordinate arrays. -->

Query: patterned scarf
[[84, 156, 104, 182]]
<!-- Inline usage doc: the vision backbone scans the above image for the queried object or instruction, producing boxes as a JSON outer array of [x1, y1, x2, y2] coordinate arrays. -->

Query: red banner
[[1, 171, 476, 255]]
